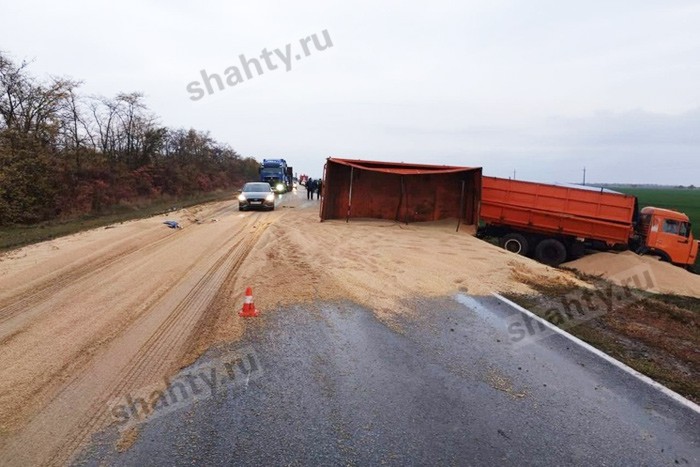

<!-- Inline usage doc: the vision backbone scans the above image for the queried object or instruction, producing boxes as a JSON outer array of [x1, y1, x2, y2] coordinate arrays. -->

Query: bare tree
[[1, 50, 255, 224], [89, 95, 122, 163], [0, 52, 77, 147]]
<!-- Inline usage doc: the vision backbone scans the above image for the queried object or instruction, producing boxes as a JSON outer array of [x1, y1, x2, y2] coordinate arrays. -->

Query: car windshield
[[242, 183, 271, 192]]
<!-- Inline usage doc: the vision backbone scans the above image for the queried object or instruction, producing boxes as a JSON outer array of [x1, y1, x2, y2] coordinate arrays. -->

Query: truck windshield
[[261, 168, 282, 177]]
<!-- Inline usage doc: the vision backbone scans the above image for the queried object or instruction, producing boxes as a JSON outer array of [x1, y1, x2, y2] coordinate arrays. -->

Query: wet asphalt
[[75, 295, 699, 466]]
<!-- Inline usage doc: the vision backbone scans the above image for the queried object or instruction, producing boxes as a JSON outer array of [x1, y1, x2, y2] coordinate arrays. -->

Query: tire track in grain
[[0, 228, 175, 324], [0, 218, 253, 436], [0, 216, 245, 344], [1, 217, 270, 467]]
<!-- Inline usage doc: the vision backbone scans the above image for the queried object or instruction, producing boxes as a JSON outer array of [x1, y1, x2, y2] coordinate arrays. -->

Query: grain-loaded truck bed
[[480, 176, 638, 245], [478, 176, 640, 265], [479, 176, 698, 268]]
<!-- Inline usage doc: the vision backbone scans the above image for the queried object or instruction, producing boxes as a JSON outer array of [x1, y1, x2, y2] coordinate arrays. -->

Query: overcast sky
[[2, 0, 699, 184]]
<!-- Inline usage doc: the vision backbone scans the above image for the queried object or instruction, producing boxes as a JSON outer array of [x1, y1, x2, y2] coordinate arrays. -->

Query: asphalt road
[[75, 295, 700, 466]]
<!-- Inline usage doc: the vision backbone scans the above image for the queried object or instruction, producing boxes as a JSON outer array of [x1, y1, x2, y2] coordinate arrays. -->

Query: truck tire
[[568, 241, 586, 260], [534, 239, 567, 266], [655, 251, 671, 263], [635, 246, 649, 256], [500, 233, 529, 256]]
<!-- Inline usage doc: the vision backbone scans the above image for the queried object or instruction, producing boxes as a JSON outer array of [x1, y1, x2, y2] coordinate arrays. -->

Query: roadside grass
[[0, 190, 236, 252], [505, 272, 700, 403]]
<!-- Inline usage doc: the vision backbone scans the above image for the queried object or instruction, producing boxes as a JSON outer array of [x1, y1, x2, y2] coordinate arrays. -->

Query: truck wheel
[[655, 251, 671, 263], [500, 233, 529, 255], [534, 239, 567, 266], [569, 241, 586, 260], [635, 246, 649, 256]]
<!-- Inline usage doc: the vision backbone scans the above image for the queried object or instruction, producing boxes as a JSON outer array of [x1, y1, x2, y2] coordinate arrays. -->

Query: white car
[[238, 182, 275, 211]]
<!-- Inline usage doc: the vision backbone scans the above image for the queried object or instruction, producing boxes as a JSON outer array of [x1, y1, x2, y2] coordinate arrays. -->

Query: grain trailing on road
[[0, 191, 632, 465]]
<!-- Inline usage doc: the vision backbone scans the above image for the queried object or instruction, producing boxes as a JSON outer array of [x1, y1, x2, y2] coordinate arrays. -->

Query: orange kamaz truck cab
[[638, 207, 699, 267]]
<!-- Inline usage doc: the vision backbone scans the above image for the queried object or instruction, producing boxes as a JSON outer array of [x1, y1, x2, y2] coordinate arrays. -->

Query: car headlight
[[266, 194, 275, 202], [276, 183, 284, 192], [238, 194, 246, 201]]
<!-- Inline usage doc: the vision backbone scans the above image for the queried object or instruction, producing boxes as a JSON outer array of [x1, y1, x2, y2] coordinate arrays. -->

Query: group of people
[[305, 178, 323, 200]]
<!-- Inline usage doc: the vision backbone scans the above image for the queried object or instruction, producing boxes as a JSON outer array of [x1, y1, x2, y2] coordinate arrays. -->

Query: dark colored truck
[[259, 159, 292, 193], [286, 167, 294, 190], [478, 176, 698, 269]]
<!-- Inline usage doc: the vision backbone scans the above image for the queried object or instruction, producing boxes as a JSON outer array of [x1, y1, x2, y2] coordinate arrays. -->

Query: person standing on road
[[306, 178, 316, 200], [316, 179, 323, 200]]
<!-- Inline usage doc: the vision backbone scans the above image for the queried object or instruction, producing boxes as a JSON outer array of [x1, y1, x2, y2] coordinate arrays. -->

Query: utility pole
[[513, 169, 516, 180], [583, 167, 586, 186]]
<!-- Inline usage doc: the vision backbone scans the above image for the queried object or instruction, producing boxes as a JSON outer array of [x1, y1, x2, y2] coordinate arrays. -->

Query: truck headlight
[[276, 183, 284, 192], [238, 194, 246, 201]]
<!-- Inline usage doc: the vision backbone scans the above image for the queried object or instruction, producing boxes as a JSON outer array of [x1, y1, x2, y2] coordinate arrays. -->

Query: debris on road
[[1, 190, 695, 466], [232, 209, 584, 325]]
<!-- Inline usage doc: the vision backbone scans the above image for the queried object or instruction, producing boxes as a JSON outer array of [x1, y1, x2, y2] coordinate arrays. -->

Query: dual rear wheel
[[499, 234, 569, 267], [533, 239, 568, 266]]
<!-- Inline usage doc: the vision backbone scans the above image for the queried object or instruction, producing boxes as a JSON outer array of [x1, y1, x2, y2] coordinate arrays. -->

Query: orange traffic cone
[[239, 287, 259, 317]]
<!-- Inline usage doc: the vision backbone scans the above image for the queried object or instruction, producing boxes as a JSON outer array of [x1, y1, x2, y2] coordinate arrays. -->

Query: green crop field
[[608, 187, 700, 238], [608, 186, 700, 268]]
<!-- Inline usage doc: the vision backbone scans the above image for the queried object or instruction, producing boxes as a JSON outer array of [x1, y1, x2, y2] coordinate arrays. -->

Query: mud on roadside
[[504, 270, 700, 404]]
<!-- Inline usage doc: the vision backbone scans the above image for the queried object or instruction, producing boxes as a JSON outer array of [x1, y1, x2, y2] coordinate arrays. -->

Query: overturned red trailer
[[320, 158, 482, 226]]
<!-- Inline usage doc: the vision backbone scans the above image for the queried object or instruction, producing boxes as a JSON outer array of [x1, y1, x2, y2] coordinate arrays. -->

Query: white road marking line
[[493, 293, 700, 415]]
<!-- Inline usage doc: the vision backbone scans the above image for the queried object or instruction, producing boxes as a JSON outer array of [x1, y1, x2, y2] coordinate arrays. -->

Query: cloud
[[1, 0, 698, 183]]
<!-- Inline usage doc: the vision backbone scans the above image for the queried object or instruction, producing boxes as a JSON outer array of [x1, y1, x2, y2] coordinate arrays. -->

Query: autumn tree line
[[0, 52, 260, 225]]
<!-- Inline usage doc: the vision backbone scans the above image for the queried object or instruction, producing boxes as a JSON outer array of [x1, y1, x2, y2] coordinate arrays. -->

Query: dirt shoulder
[[504, 271, 700, 404], [0, 191, 237, 253]]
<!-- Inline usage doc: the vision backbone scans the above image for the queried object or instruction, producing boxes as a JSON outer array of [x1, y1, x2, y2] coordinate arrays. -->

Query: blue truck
[[260, 159, 293, 193]]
